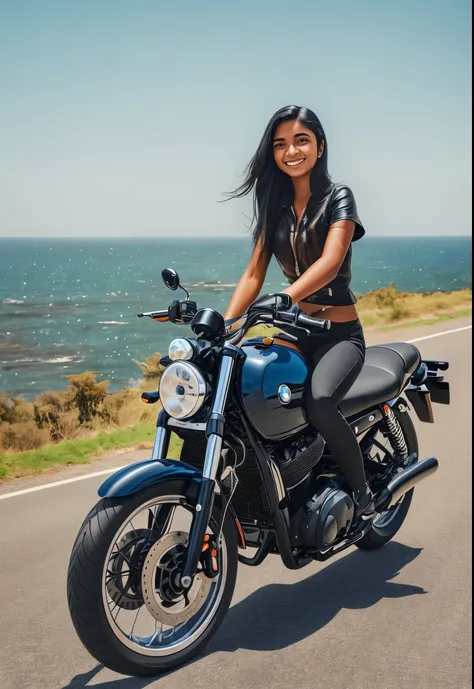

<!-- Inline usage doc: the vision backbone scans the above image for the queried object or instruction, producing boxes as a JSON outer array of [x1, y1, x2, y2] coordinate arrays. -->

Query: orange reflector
[[262, 337, 274, 345]]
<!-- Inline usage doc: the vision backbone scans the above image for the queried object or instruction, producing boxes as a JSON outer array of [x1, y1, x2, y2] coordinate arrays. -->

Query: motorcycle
[[67, 268, 450, 677]]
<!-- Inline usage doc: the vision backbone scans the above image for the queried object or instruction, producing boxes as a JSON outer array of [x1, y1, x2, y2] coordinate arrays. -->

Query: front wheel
[[356, 404, 419, 551], [67, 481, 238, 677]]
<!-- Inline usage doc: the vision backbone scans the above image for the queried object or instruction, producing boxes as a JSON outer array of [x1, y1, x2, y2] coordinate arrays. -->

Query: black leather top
[[270, 184, 365, 306], [339, 342, 421, 417]]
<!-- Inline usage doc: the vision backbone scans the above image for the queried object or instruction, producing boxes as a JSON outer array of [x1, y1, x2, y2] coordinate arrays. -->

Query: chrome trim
[[212, 356, 234, 412], [268, 458, 286, 504], [152, 426, 169, 460], [388, 456, 438, 506], [167, 419, 207, 431], [202, 435, 223, 481], [201, 353, 235, 481]]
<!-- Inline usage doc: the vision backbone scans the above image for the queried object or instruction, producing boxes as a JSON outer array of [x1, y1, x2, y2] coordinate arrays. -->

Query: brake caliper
[[200, 534, 220, 578]]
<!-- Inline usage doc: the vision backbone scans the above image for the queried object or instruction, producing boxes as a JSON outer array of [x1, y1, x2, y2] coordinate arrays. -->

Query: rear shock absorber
[[382, 404, 409, 463]]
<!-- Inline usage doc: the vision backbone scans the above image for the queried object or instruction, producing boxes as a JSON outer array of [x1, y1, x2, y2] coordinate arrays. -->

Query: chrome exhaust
[[375, 456, 439, 510]]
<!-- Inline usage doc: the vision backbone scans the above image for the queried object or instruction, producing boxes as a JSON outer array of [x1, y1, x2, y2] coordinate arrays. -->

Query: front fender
[[98, 458, 203, 498]]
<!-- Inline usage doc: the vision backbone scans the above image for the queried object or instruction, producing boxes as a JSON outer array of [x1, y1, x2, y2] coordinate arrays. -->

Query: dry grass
[[357, 286, 471, 328]]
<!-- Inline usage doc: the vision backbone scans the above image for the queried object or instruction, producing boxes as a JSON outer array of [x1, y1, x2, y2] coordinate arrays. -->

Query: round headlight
[[159, 362, 207, 419], [168, 337, 195, 361]]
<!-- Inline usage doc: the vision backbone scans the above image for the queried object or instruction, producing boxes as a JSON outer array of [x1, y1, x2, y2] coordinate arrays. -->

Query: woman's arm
[[224, 239, 270, 319], [282, 220, 355, 303]]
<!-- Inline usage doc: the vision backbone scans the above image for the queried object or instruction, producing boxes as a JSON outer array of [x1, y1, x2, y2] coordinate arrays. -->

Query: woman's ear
[[318, 141, 325, 159]]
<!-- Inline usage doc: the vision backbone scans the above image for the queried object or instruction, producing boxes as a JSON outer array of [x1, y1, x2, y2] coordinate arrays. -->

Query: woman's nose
[[287, 144, 298, 156]]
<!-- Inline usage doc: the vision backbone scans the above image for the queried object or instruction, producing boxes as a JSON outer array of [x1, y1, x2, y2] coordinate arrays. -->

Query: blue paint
[[98, 458, 203, 498], [239, 341, 311, 440]]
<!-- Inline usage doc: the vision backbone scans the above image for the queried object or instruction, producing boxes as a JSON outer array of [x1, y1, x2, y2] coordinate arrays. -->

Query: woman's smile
[[285, 158, 306, 167]]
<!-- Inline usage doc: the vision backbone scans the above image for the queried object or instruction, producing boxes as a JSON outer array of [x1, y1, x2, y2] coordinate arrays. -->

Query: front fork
[[152, 344, 243, 587]]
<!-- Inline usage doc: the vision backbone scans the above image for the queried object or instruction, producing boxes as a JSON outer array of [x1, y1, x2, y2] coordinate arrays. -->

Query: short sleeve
[[329, 185, 365, 241]]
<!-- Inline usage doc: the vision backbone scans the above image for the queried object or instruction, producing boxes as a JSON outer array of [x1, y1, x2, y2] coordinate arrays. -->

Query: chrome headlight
[[168, 338, 195, 361], [159, 362, 207, 419]]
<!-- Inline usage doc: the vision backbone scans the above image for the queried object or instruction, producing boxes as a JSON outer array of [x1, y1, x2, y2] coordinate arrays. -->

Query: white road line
[[0, 466, 126, 501], [407, 324, 471, 344], [0, 322, 471, 502]]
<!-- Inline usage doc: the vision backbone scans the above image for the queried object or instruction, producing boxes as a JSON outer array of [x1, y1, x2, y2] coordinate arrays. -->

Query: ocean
[[0, 236, 471, 400]]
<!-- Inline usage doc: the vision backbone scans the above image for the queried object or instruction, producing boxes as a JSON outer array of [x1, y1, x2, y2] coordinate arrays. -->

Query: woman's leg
[[306, 339, 369, 499]]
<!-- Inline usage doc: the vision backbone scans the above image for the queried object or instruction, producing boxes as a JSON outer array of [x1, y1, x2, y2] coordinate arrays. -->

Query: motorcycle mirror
[[162, 268, 180, 291]]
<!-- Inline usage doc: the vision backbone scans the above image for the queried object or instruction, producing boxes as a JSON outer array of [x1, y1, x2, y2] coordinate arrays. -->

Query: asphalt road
[[0, 319, 471, 689]]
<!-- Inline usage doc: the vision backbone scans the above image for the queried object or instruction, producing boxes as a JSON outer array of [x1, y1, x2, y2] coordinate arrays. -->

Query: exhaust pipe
[[375, 456, 439, 511]]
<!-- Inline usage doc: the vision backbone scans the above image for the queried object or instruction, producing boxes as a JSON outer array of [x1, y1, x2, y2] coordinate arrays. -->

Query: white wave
[[97, 321, 129, 325], [6, 355, 82, 365], [3, 298, 25, 305]]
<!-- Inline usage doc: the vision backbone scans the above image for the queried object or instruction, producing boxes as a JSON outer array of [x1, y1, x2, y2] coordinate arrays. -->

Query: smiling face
[[273, 119, 324, 179]]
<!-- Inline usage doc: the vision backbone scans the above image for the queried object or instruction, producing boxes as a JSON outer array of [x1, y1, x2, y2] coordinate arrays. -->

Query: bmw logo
[[278, 384, 292, 405]]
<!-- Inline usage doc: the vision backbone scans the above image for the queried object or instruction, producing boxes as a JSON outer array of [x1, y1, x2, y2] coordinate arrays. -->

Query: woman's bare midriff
[[298, 301, 359, 322]]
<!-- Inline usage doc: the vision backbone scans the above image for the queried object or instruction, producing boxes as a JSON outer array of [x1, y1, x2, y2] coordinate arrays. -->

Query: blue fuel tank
[[239, 339, 311, 441]]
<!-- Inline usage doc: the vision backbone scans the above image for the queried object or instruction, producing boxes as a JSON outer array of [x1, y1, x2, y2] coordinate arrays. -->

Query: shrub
[[0, 420, 50, 452], [34, 390, 79, 441], [133, 353, 164, 381], [390, 300, 411, 321], [65, 371, 110, 425], [0, 393, 35, 424]]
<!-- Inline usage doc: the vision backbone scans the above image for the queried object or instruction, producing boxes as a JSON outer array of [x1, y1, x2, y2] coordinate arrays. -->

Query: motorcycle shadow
[[65, 541, 425, 688]]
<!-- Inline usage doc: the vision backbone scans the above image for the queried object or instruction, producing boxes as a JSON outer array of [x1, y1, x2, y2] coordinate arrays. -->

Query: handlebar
[[138, 294, 331, 342], [225, 299, 331, 343]]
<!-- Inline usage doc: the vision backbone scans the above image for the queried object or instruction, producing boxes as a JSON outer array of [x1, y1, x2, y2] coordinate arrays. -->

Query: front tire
[[67, 481, 238, 677], [356, 404, 419, 551]]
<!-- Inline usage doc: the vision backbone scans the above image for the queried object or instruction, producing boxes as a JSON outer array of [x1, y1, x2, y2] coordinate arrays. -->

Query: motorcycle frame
[[99, 342, 448, 578]]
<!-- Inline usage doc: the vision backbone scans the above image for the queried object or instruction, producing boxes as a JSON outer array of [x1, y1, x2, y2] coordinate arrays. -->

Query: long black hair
[[223, 105, 333, 261]]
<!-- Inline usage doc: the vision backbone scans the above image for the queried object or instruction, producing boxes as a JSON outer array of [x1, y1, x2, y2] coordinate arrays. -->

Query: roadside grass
[[357, 287, 471, 328], [0, 423, 183, 481]]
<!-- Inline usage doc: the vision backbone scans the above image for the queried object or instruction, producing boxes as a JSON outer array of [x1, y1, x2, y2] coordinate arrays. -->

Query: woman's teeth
[[285, 159, 305, 167]]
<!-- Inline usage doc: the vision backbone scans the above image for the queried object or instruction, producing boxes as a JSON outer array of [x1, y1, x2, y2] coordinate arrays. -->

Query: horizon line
[[0, 234, 471, 240]]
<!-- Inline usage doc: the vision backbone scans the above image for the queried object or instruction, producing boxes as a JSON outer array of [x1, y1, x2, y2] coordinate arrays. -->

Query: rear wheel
[[356, 403, 419, 550], [67, 481, 238, 677]]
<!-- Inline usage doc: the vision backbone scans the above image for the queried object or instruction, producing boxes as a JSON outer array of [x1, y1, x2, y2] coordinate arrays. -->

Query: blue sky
[[0, 0, 471, 237]]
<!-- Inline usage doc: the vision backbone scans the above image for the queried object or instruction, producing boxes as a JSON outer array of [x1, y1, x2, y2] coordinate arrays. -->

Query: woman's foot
[[353, 486, 376, 521]]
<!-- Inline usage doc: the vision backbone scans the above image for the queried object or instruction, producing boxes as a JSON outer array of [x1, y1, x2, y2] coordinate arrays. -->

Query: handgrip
[[137, 309, 169, 322], [295, 312, 331, 331]]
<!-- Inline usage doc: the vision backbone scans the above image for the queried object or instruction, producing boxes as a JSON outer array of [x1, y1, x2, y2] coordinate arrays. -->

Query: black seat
[[339, 342, 421, 418]]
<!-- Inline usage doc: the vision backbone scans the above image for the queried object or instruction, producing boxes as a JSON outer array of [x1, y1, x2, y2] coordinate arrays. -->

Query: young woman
[[224, 105, 374, 519]]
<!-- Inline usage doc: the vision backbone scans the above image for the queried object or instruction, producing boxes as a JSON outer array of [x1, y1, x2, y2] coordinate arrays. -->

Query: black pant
[[301, 319, 367, 495]]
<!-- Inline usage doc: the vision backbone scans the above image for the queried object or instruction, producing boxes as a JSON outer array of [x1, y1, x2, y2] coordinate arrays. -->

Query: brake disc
[[106, 528, 155, 610], [141, 531, 213, 626]]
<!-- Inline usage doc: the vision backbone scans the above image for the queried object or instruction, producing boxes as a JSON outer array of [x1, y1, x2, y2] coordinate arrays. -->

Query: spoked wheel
[[357, 404, 419, 550], [67, 481, 238, 677]]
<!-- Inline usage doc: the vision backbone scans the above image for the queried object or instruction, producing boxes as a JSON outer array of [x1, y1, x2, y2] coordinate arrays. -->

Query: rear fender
[[405, 387, 434, 423], [98, 459, 203, 498]]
